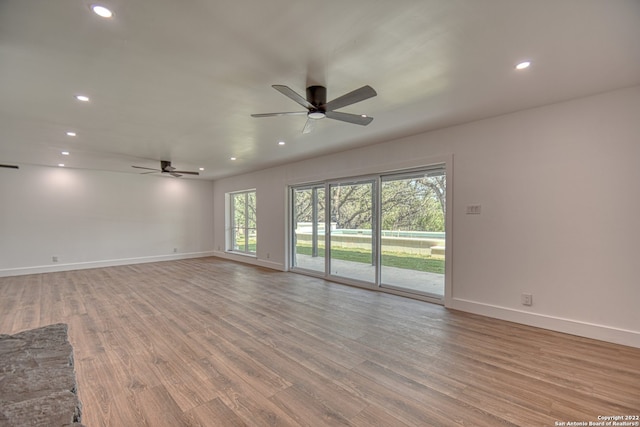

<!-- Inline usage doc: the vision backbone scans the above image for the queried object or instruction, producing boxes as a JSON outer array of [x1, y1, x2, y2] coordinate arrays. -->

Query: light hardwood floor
[[1, 257, 638, 426]]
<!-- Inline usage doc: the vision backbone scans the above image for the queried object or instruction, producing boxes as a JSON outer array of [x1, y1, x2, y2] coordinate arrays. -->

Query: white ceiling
[[1, 0, 639, 180]]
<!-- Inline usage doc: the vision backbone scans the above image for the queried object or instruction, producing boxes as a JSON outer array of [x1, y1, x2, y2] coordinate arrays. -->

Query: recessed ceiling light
[[58, 163, 65, 167], [515, 61, 531, 70], [230, 157, 237, 161], [61, 151, 70, 156], [278, 141, 285, 146], [361, 114, 368, 118], [199, 167, 204, 171], [75, 95, 90, 102], [91, 5, 113, 18], [66, 131, 77, 137]]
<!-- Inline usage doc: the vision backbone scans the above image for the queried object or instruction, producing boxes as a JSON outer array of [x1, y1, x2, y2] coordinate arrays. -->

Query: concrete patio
[[293, 254, 444, 298]]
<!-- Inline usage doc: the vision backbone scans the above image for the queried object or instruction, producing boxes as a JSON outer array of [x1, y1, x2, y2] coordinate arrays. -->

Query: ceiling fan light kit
[[308, 111, 326, 120], [251, 84, 377, 134]]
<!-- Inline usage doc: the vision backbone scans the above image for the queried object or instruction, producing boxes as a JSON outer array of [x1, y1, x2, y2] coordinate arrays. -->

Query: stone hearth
[[0, 323, 84, 426]]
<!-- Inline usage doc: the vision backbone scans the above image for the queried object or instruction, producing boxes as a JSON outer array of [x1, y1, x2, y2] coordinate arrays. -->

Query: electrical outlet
[[266, 253, 270, 259], [173, 248, 177, 253], [52, 256, 58, 263], [521, 293, 533, 306]]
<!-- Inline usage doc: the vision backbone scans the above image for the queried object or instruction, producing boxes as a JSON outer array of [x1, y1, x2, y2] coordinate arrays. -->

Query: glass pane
[[247, 192, 256, 227], [292, 186, 325, 272], [232, 193, 245, 251], [380, 172, 445, 297], [247, 192, 257, 253], [329, 181, 375, 283], [230, 191, 256, 254]]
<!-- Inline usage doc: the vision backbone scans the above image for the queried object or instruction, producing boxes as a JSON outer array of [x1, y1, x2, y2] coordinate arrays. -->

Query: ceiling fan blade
[[302, 118, 315, 134], [169, 172, 182, 178], [132, 166, 161, 171], [140, 171, 157, 174], [272, 85, 314, 109], [173, 170, 200, 175], [251, 111, 308, 118], [325, 111, 374, 126], [0, 164, 19, 169], [323, 85, 377, 111]]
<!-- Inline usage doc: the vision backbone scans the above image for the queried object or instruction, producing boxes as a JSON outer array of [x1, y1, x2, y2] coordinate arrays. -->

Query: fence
[[295, 225, 445, 257]]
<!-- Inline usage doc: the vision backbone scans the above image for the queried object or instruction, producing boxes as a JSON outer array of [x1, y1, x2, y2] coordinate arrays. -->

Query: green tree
[[294, 174, 445, 232], [381, 176, 445, 232], [330, 183, 373, 229]]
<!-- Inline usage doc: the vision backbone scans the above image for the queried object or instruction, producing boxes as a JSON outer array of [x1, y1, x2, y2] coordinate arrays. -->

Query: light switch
[[466, 205, 481, 215]]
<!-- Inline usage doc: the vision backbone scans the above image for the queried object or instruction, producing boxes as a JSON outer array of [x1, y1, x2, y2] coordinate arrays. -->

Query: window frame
[[289, 163, 448, 305], [227, 189, 257, 255]]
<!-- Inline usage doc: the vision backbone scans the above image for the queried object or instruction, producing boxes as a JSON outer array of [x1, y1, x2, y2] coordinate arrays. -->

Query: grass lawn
[[295, 245, 444, 274], [233, 239, 256, 252]]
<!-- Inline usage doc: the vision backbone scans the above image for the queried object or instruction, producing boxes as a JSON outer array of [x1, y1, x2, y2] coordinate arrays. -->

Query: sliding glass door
[[380, 169, 445, 298], [328, 180, 376, 284], [290, 164, 446, 302], [291, 185, 325, 273]]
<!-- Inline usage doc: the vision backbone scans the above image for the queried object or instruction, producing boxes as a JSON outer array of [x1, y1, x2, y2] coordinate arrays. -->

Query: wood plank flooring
[[1, 257, 638, 426]]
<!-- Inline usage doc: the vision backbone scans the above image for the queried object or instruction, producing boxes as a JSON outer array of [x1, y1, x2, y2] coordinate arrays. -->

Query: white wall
[[0, 166, 214, 275], [213, 85, 640, 348]]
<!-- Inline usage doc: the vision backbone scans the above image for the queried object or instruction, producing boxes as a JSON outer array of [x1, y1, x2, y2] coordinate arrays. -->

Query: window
[[228, 190, 256, 255]]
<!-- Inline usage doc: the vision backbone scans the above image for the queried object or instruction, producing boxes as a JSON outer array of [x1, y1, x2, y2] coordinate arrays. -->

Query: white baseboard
[[449, 297, 640, 349], [5, 254, 635, 348], [0, 251, 216, 277], [212, 250, 286, 271]]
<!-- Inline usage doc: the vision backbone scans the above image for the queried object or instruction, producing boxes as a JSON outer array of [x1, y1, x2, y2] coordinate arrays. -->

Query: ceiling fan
[[132, 160, 199, 178], [251, 84, 377, 134]]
